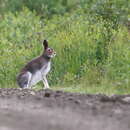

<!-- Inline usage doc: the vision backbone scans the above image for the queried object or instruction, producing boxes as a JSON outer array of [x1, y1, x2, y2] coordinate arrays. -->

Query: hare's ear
[[43, 40, 48, 50]]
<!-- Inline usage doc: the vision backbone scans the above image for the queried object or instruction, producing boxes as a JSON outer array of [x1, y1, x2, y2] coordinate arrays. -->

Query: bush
[[0, 0, 129, 23], [43, 11, 130, 90], [0, 0, 69, 17]]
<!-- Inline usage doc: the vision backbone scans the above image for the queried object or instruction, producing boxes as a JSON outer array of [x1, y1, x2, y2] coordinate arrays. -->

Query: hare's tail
[[17, 71, 32, 88]]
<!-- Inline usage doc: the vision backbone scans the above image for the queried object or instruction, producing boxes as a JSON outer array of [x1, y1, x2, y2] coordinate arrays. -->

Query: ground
[[0, 88, 130, 130]]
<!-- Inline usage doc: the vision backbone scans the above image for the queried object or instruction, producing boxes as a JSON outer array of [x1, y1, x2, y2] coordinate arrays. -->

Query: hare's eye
[[48, 49, 51, 52]]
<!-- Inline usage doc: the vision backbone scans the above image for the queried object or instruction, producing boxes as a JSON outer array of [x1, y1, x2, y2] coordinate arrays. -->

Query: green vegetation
[[0, 0, 130, 94]]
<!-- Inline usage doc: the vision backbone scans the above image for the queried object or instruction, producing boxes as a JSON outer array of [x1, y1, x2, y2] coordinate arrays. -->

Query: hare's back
[[23, 56, 46, 73]]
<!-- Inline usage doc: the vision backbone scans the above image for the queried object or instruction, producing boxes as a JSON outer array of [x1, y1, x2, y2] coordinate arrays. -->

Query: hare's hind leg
[[17, 72, 32, 89]]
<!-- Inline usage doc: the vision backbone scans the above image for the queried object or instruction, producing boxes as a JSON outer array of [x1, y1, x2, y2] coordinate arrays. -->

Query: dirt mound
[[0, 88, 130, 130]]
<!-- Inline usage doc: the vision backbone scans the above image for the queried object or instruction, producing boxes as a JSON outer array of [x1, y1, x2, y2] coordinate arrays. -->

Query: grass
[[0, 8, 130, 95], [33, 83, 130, 95], [53, 85, 130, 95]]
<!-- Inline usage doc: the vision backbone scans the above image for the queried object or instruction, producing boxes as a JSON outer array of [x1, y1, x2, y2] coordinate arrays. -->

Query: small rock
[[56, 90, 63, 93], [74, 100, 81, 104], [100, 96, 116, 102], [122, 97, 130, 103], [44, 92, 51, 98], [113, 109, 122, 114], [30, 91, 35, 95], [17, 88, 22, 90], [68, 97, 74, 101]]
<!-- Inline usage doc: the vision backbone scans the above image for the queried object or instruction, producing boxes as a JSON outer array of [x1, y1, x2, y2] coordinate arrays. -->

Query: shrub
[[41, 10, 130, 91], [0, 0, 129, 23]]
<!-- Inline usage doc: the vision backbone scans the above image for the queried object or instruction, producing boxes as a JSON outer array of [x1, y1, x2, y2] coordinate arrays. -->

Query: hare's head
[[42, 40, 56, 58]]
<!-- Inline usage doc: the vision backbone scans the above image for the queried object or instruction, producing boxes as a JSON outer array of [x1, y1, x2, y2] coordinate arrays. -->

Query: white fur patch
[[42, 62, 51, 76], [29, 62, 51, 87]]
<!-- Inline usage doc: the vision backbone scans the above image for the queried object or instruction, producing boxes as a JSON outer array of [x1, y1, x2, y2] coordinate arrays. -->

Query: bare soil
[[0, 88, 130, 130]]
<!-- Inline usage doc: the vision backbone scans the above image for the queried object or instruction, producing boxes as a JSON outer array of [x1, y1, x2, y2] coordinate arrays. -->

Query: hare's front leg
[[25, 72, 32, 89], [42, 76, 50, 89]]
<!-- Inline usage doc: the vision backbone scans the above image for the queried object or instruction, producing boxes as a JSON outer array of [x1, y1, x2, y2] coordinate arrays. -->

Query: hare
[[17, 40, 56, 89]]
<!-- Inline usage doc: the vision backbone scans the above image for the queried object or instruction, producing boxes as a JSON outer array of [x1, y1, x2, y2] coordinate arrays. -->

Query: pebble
[[30, 91, 35, 95], [44, 92, 51, 97], [74, 100, 81, 104], [122, 97, 130, 103]]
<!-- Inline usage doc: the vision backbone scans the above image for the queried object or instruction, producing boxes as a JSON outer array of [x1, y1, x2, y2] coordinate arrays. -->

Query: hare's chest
[[41, 62, 51, 76], [30, 62, 51, 86]]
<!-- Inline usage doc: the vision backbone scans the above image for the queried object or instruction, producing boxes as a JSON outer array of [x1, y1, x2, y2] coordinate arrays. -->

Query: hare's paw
[[43, 86, 50, 90]]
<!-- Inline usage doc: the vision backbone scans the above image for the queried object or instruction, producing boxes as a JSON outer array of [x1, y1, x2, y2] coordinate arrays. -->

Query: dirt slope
[[0, 88, 130, 130]]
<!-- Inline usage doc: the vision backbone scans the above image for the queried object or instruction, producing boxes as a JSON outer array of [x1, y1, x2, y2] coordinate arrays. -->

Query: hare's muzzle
[[53, 51, 56, 57]]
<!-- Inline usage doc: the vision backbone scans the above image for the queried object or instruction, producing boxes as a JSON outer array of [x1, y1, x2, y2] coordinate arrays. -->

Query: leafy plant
[[0, 6, 129, 94]]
